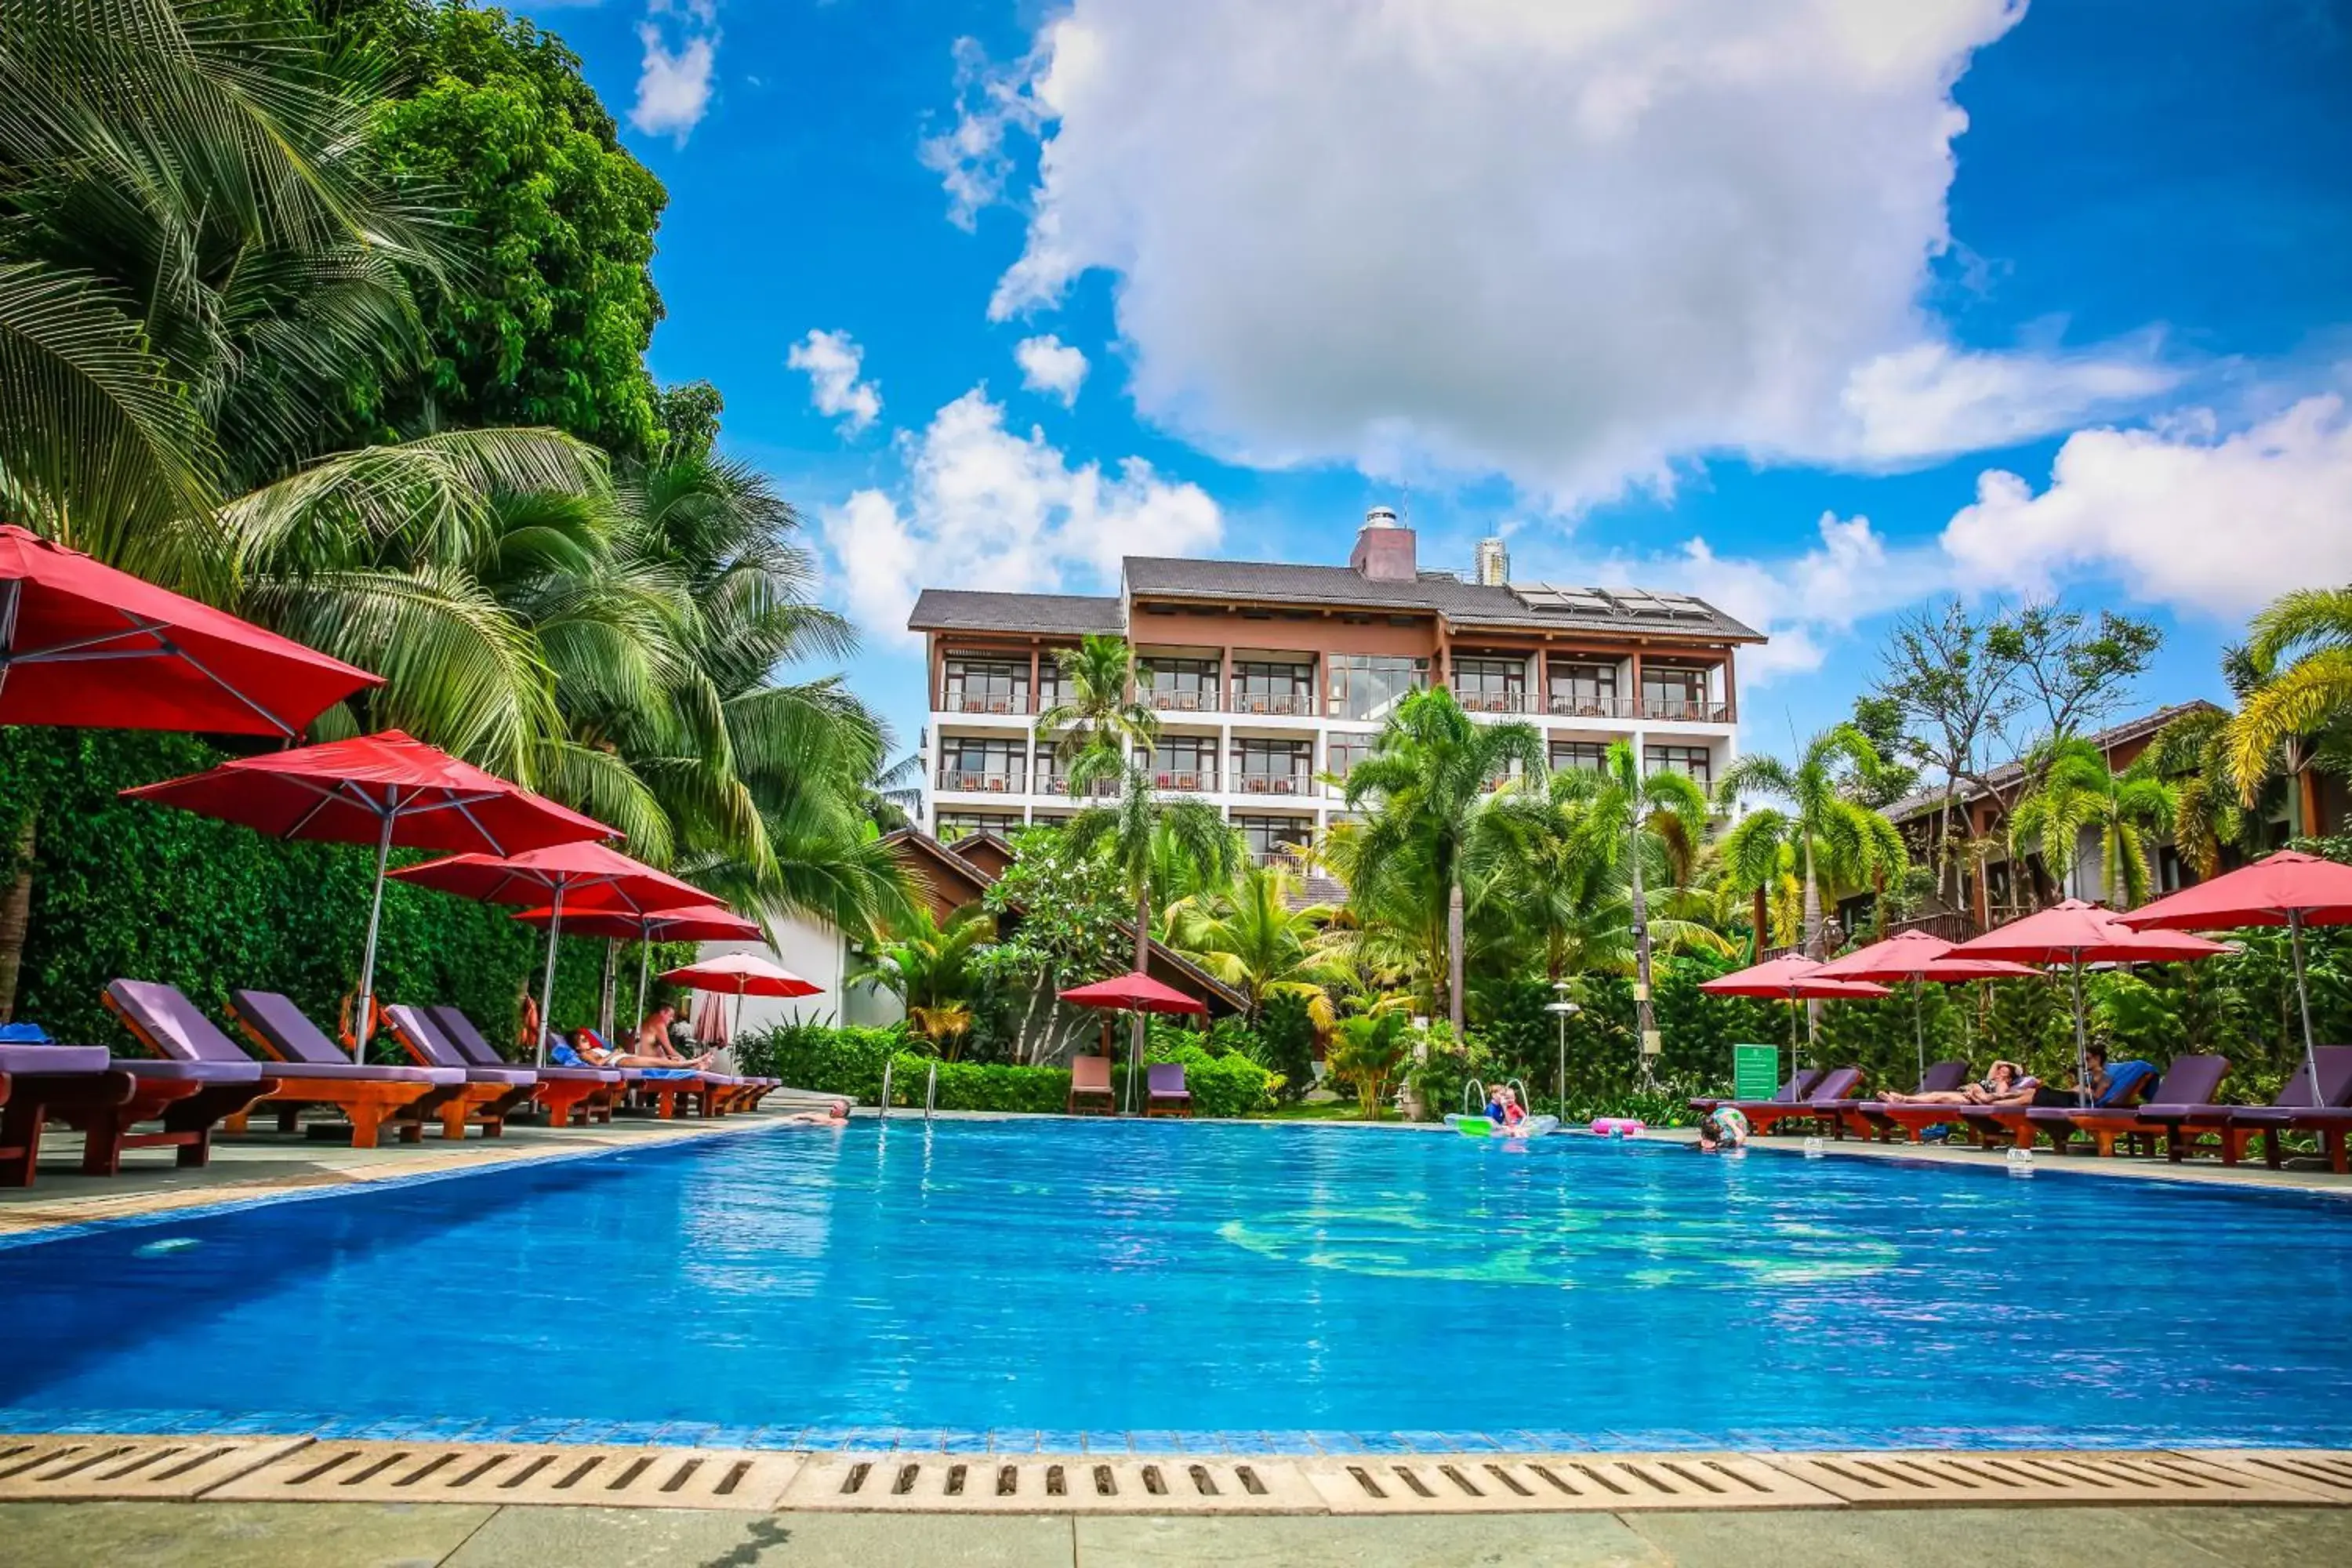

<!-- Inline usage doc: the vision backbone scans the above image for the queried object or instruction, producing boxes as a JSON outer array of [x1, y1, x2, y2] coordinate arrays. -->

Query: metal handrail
[[924, 1062, 938, 1120], [878, 1057, 893, 1121]]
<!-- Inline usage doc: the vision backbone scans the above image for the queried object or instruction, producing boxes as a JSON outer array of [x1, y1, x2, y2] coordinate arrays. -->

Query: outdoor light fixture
[[1544, 981, 1581, 1120]]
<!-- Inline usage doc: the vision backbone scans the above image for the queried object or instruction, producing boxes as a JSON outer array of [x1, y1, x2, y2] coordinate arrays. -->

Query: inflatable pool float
[[1444, 1113, 1560, 1139], [1588, 1117, 1646, 1138], [1445, 1114, 1495, 1137]]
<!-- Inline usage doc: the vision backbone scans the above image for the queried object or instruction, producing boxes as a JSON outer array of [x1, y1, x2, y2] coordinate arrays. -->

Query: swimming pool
[[4, 1120, 2350, 1452]]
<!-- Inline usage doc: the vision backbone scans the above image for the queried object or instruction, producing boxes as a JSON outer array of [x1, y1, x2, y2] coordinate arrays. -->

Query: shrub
[[1327, 1012, 1408, 1120], [735, 1021, 910, 1098], [885, 1054, 1070, 1114], [1250, 991, 1319, 1104]]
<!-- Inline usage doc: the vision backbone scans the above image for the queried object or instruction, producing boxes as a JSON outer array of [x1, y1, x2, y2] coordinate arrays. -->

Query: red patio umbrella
[[517, 902, 764, 1029], [1699, 954, 1891, 1089], [1814, 930, 2038, 1082], [1952, 899, 2229, 1106], [1058, 970, 1209, 1113], [394, 842, 710, 1064], [2120, 851, 2352, 1105], [124, 731, 613, 1056], [0, 524, 379, 735], [659, 952, 821, 1044]]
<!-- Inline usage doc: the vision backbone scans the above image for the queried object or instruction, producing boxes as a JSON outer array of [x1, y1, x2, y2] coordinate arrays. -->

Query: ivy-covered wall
[[0, 730, 656, 1058]]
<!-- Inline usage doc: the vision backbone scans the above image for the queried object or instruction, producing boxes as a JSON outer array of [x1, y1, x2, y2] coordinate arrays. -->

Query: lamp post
[[1544, 982, 1581, 1121]]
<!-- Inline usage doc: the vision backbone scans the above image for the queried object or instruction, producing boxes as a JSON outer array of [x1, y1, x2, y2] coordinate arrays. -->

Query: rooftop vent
[[1350, 506, 1417, 583], [1474, 538, 1509, 586]]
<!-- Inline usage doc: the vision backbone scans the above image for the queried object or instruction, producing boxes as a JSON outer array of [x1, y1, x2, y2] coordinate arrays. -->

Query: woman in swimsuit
[[1883, 1060, 2037, 1107]]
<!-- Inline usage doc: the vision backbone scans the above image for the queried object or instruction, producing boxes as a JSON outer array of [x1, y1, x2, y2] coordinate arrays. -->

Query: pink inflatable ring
[[1588, 1117, 1646, 1137]]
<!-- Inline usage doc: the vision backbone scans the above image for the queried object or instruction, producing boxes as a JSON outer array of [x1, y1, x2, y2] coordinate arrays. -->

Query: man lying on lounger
[[1882, 1060, 2038, 1106], [564, 1025, 718, 1072]]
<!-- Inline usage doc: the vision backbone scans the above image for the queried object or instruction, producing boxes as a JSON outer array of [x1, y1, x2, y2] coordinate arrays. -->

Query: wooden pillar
[[1029, 645, 1041, 713], [1628, 648, 1644, 720], [1720, 653, 1737, 724]]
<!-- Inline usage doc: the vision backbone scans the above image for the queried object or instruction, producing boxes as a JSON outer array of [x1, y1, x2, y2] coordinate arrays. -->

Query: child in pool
[[1696, 1107, 1749, 1151]]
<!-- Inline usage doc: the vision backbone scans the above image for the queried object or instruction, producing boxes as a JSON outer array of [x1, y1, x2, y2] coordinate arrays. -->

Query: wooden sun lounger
[[1067, 1054, 1116, 1115], [1842, 1062, 1971, 1141], [93, 982, 281, 1174], [383, 1006, 536, 1138], [1690, 1068, 1823, 1117], [223, 989, 469, 1147], [1145, 1063, 1192, 1118], [1737, 1068, 1865, 1137], [2136, 1048, 2351, 1168], [0, 1043, 135, 1187], [441, 1010, 621, 1128]]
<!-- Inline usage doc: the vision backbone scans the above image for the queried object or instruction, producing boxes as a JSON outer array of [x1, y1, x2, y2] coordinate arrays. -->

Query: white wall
[[692, 912, 851, 1035]]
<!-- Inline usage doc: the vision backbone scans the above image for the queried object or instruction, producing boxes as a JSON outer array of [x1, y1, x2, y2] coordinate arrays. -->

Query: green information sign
[[1732, 1043, 1780, 1102]]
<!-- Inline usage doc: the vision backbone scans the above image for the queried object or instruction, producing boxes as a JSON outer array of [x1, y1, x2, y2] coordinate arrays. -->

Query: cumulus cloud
[[1940, 393, 2352, 616], [1014, 335, 1090, 405], [822, 389, 1222, 644], [787, 329, 883, 434], [630, 1, 720, 143], [927, 0, 2179, 504]]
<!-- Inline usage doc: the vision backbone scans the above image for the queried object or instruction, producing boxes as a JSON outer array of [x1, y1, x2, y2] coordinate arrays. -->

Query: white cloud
[[928, 1, 2178, 505], [786, 329, 883, 434], [822, 389, 1222, 644], [1014, 335, 1090, 405], [1940, 393, 2352, 616], [630, 2, 720, 143]]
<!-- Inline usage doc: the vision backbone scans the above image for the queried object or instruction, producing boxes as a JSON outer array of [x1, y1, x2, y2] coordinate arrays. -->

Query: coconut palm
[[1715, 724, 1907, 956], [2150, 696, 2273, 880], [1167, 864, 1343, 1027], [2006, 739, 2176, 908], [2227, 586, 2352, 836], [1338, 687, 1546, 1032], [856, 905, 996, 1060], [1036, 633, 1156, 770]]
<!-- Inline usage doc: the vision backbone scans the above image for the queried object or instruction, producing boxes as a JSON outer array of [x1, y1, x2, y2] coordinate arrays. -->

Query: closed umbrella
[[1058, 971, 1209, 1112], [659, 952, 821, 1044], [516, 902, 764, 1030], [1952, 900, 2228, 1106], [1698, 954, 1891, 1090], [1814, 930, 2038, 1082], [2120, 851, 2352, 1105], [123, 731, 612, 1056], [395, 843, 711, 1064], [0, 524, 379, 735]]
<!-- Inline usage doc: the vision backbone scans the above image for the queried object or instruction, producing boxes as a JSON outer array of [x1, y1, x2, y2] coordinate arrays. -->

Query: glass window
[[1328, 655, 1427, 722], [937, 736, 1026, 793], [1452, 655, 1526, 713], [942, 655, 1029, 714], [1548, 660, 1619, 717], [1324, 734, 1374, 790], [1230, 660, 1316, 715], [935, 811, 1022, 841], [1141, 656, 1221, 712], [1550, 741, 1607, 772], [1147, 735, 1218, 790], [1236, 815, 1313, 863], [1641, 662, 1715, 720], [1643, 745, 1711, 786], [1232, 740, 1313, 795]]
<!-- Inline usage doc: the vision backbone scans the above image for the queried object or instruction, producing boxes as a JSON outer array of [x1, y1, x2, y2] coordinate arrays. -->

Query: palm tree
[[2006, 739, 2176, 908], [1062, 763, 1242, 1106], [1036, 633, 1156, 772], [2150, 697, 2271, 880], [1716, 724, 1907, 958], [856, 905, 996, 1060], [1167, 864, 1343, 1028], [1338, 687, 1546, 1032], [2227, 586, 2352, 836]]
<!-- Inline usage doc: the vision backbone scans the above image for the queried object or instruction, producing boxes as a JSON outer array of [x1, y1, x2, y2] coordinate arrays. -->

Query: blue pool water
[[4, 1120, 2350, 1452]]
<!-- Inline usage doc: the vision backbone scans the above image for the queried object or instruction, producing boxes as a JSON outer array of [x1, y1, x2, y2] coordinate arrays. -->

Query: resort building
[[906, 509, 1765, 855]]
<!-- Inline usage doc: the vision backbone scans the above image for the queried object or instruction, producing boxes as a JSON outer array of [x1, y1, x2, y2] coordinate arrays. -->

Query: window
[[1033, 743, 1114, 797], [1452, 655, 1527, 713], [1641, 662, 1715, 721], [1328, 655, 1427, 722], [1548, 660, 1619, 717], [1324, 734, 1374, 793], [942, 655, 1028, 714], [935, 811, 1021, 841], [1148, 735, 1218, 790], [1232, 740, 1313, 796], [1236, 815, 1313, 864], [1230, 660, 1316, 715], [937, 736, 1026, 793], [1550, 741, 1607, 772], [1643, 745, 1711, 786], [1141, 656, 1221, 712]]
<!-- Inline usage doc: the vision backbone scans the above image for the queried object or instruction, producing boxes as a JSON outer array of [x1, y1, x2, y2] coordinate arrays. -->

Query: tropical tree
[[1167, 864, 1343, 1028], [2227, 586, 2352, 837], [1037, 633, 1156, 771], [1337, 687, 1545, 1031], [2150, 695, 2271, 880], [856, 905, 997, 1060], [1715, 724, 1908, 957], [2006, 738, 2176, 908], [1326, 1011, 1408, 1120]]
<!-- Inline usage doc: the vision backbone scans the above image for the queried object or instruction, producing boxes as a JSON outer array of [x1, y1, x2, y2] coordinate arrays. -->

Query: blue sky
[[515, 0, 2352, 768]]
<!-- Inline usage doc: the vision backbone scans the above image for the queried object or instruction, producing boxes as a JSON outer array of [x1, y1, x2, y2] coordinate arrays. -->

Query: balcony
[[1547, 693, 1631, 719], [1542, 695, 1736, 723], [1038, 774, 1119, 798], [1147, 688, 1220, 713], [1151, 770, 1215, 793], [1641, 698, 1736, 724], [1232, 773, 1312, 797], [1456, 690, 1534, 715], [938, 689, 1033, 716], [1228, 691, 1316, 717], [938, 768, 1026, 795]]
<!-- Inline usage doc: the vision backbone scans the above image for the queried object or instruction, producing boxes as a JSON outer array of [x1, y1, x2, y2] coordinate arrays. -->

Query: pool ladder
[[874, 1058, 938, 1123], [1461, 1077, 1532, 1116]]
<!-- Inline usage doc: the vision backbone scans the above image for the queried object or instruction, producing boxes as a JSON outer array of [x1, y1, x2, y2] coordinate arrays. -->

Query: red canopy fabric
[[122, 730, 612, 855], [392, 840, 708, 913], [659, 952, 821, 998], [0, 524, 379, 735], [1697, 953, 1891, 1000], [514, 902, 761, 942], [2118, 851, 2352, 931], [1813, 929, 2038, 984], [1951, 899, 2230, 965], [1058, 971, 1210, 1014]]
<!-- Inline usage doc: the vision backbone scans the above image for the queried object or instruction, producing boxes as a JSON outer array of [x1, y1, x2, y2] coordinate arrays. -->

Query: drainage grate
[[1308, 1454, 1837, 1514], [780, 1454, 1324, 1514], [207, 1443, 802, 1511], [1773, 1450, 2328, 1508], [0, 1436, 306, 1501], [2184, 1450, 2352, 1503]]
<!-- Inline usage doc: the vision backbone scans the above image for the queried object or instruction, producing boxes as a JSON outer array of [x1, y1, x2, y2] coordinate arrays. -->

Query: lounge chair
[[223, 989, 469, 1146], [430, 1007, 622, 1128], [1739, 1067, 1864, 1137], [2013, 1054, 2233, 1156], [0, 1040, 131, 1187], [89, 981, 280, 1174], [1690, 1068, 1825, 1117], [381, 1005, 536, 1137], [2136, 1047, 2352, 1169], [562, 1029, 728, 1120], [1842, 1061, 1972, 1141], [1145, 1062, 1192, 1118], [1067, 1054, 1116, 1115]]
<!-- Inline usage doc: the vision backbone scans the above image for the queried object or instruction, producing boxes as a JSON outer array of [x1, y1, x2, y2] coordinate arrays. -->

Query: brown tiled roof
[[1883, 699, 2227, 825], [908, 589, 1123, 637]]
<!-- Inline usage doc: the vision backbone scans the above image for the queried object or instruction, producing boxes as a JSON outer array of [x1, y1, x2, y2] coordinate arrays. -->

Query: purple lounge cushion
[[383, 1005, 467, 1071], [0, 1043, 111, 1075], [1808, 1067, 1864, 1103], [464, 1065, 538, 1088], [267, 1061, 462, 1085], [106, 979, 254, 1065], [2146, 1054, 2230, 1109], [113, 1057, 263, 1083], [535, 1065, 621, 1083], [1149, 1064, 1189, 1094], [426, 1006, 509, 1069], [227, 989, 352, 1067]]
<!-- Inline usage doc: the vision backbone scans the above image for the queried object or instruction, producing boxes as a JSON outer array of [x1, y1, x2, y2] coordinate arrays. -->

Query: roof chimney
[[1350, 506, 1417, 583], [1474, 537, 1509, 586]]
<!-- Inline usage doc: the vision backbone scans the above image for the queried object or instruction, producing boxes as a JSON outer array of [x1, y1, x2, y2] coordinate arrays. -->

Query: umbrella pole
[[535, 884, 564, 1068], [1786, 994, 1799, 1080], [635, 935, 651, 1031], [600, 938, 617, 1041], [352, 811, 397, 1062], [2290, 909, 2323, 1106], [2071, 954, 2089, 1109], [1914, 980, 1927, 1084]]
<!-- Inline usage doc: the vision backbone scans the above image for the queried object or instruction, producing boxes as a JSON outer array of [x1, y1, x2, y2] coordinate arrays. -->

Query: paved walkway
[[4, 1501, 2349, 1567]]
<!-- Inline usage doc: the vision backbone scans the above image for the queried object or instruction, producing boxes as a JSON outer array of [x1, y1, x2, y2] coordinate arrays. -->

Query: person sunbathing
[[565, 1029, 716, 1072], [1883, 1060, 2038, 1106], [631, 1004, 699, 1062]]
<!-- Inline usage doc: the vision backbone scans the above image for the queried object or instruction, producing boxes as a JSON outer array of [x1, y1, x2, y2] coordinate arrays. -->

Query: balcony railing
[[1038, 775, 1119, 798], [1543, 695, 1737, 723], [1228, 691, 1316, 717], [1641, 698, 1736, 724], [1147, 689, 1219, 713], [1232, 773, 1312, 797], [939, 689, 1033, 716], [938, 769, 1026, 794], [1456, 690, 1533, 714], [1548, 694, 1631, 719], [1152, 770, 1214, 792]]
